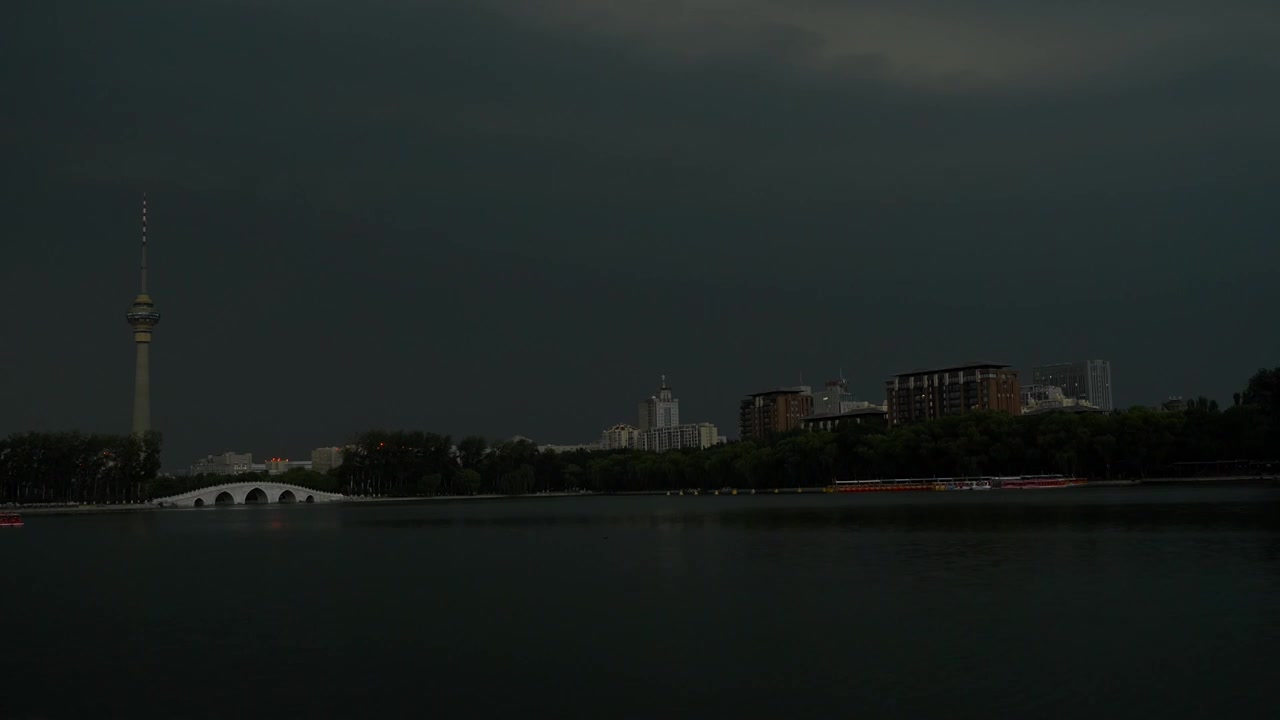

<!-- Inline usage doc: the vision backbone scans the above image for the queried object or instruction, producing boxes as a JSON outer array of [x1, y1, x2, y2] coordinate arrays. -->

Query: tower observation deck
[[127, 194, 160, 435]]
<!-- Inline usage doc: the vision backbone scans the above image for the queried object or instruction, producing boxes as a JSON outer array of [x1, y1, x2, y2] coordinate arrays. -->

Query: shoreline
[[7, 476, 1274, 516]]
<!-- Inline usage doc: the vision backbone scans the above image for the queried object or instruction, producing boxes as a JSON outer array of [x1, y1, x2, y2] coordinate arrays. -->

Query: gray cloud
[[1, 1, 1277, 465], [491, 0, 1280, 90]]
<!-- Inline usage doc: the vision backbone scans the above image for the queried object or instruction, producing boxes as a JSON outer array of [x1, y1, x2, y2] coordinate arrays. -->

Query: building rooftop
[[803, 407, 888, 420], [1023, 404, 1107, 416], [745, 386, 812, 397], [890, 361, 1012, 377]]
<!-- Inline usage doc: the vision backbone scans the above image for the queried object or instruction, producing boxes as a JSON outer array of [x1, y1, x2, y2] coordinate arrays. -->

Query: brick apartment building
[[739, 387, 814, 440], [885, 362, 1021, 425]]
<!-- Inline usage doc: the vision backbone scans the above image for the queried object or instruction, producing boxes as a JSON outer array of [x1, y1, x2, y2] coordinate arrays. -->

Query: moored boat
[[997, 475, 1086, 489], [0, 512, 24, 528], [829, 479, 935, 493], [828, 475, 1084, 493], [936, 480, 993, 491]]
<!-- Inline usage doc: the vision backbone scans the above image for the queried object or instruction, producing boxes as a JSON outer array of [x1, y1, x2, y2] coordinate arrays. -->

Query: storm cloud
[[2, 0, 1276, 466]]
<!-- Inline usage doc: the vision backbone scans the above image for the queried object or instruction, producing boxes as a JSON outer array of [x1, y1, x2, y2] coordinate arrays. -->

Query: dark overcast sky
[[3, 1, 1278, 468]]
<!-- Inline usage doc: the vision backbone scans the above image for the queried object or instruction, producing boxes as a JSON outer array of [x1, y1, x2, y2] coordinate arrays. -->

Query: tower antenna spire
[[127, 193, 160, 435], [140, 192, 148, 294]]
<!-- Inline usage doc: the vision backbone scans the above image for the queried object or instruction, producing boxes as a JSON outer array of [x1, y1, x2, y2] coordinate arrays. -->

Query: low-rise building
[[1023, 404, 1106, 416], [601, 424, 639, 450], [811, 378, 878, 415], [1022, 384, 1100, 414], [311, 447, 344, 474], [190, 452, 254, 477], [636, 423, 721, 452], [801, 407, 888, 432], [539, 443, 602, 454], [266, 458, 313, 475]]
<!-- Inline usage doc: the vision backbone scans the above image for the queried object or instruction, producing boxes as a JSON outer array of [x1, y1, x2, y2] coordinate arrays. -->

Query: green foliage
[[332, 385, 1276, 496], [1242, 367, 1280, 422], [0, 431, 163, 505], [416, 473, 443, 496], [336, 430, 456, 497], [457, 469, 482, 495]]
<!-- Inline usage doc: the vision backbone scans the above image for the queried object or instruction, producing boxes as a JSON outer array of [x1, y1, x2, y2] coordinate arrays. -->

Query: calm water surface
[[3, 485, 1278, 719]]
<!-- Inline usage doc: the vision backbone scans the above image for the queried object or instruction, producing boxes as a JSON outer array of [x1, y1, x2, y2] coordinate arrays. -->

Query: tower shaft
[[126, 194, 159, 435], [132, 342, 150, 435]]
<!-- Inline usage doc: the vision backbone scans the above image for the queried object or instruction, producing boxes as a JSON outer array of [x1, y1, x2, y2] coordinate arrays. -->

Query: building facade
[[636, 423, 721, 453], [266, 458, 313, 475], [190, 452, 254, 477], [811, 378, 878, 415], [739, 387, 813, 440], [1031, 360, 1113, 411], [311, 447, 344, 474], [639, 376, 680, 430], [1020, 384, 1066, 413], [885, 362, 1021, 425], [601, 424, 639, 450], [539, 443, 602, 454], [1021, 384, 1100, 414], [801, 408, 888, 432]]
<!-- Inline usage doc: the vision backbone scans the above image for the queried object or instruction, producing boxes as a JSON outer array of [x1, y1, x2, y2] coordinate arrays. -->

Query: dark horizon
[[3, 1, 1277, 467]]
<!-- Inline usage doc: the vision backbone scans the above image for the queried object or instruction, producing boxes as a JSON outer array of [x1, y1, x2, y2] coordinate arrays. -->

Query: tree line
[[3, 368, 1276, 504], [0, 431, 162, 505], [334, 368, 1278, 496]]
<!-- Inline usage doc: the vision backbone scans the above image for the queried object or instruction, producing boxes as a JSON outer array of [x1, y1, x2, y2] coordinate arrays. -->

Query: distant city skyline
[[3, 2, 1276, 468]]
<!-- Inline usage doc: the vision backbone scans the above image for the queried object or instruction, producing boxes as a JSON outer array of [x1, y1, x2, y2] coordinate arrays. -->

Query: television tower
[[126, 194, 160, 435]]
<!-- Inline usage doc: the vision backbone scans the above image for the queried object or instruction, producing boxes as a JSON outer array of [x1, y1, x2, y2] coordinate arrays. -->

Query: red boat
[[0, 513, 24, 528]]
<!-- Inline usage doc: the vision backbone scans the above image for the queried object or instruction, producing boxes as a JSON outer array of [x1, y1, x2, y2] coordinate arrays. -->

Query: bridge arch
[[152, 482, 343, 508]]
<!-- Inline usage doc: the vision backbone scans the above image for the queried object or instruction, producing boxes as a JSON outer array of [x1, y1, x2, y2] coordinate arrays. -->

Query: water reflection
[[352, 493, 1280, 533]]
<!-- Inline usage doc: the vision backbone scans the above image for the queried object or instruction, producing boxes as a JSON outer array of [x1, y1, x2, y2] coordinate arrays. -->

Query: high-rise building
[[125, 195, 160, 435], [739, 387, 813, 440], [885, 362, 1020, 425], [639, 376, 680, 430], [1031, 360, 1113, 411], [601, 424, 639, 450], [311, 447, 345, 474]]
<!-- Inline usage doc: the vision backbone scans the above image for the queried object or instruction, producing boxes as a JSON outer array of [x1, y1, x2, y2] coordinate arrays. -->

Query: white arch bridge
[[151, 482, 345, 508]]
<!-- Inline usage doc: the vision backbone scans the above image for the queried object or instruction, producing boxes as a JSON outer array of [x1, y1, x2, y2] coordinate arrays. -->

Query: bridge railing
[[150, 481, 344, 504]]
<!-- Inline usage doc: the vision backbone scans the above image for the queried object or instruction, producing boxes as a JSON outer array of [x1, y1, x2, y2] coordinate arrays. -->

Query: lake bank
[[7, 476, 1274, 515]]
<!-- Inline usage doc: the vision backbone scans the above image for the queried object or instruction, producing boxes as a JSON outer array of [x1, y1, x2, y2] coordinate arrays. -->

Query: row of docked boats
[[827, 475, 1086, 494]]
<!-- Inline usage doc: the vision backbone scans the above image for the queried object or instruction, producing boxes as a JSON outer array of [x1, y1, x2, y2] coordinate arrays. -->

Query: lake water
[[3, 485, 1278, 719]]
